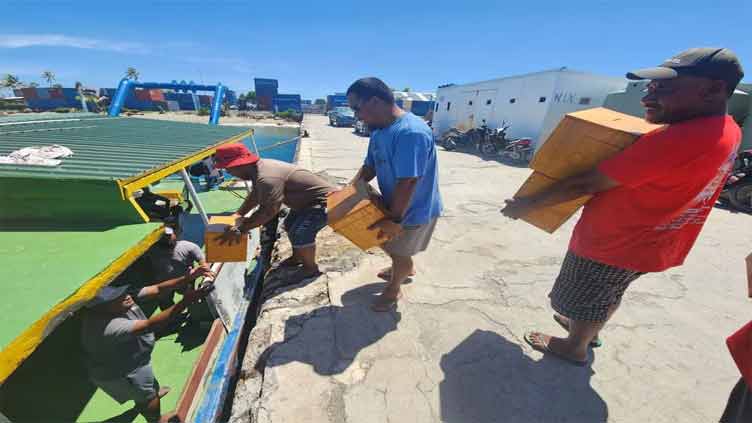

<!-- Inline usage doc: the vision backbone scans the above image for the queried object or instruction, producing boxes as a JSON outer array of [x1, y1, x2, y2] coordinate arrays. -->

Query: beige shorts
[[382, 218, 438, 257]]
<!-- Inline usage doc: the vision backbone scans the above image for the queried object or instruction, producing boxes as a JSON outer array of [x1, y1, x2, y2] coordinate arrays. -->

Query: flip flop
[[371, 292, 403, 312], [377, 268, 416, 283], [278, 257, 303, 268], [552, 314, 603, 348], [523, 331, 588, 367], [157, 386, 172, 398]]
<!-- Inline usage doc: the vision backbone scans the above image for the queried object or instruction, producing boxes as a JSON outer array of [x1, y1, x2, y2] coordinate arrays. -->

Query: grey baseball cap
[[86, 284, 130, 308], [627, 47, 744, 91]]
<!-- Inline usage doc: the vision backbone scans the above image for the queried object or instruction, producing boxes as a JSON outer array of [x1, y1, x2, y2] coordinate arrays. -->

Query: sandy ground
[[230, 114, 752, 423]]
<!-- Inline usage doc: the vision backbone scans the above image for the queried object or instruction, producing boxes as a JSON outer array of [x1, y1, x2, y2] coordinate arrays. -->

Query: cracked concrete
[[230, 115, 752, 423]]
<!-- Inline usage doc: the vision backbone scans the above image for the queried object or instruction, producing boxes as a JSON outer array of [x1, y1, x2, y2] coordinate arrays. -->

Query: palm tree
[[41, 70, 56, 87], [1, 74, 21, 89], [1, 74, 22, 96], [125, 67, 140, 81]]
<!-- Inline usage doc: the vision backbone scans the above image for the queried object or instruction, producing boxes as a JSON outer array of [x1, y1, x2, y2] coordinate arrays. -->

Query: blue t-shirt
[[365, 113, 443, 226]]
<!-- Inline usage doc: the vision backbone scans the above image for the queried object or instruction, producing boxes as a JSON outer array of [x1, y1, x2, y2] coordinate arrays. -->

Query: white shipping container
[[433, 68, 626, 150]]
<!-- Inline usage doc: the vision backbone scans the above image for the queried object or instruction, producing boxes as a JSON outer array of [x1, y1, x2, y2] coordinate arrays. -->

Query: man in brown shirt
[[213, 143, 335, 277]]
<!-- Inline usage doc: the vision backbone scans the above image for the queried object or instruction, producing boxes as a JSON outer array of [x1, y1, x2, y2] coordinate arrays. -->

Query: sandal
[[553, 314, 603, 348], [523, 331, 587, 367], [377, 267, 416, 283], [278, 257, 302, 268]]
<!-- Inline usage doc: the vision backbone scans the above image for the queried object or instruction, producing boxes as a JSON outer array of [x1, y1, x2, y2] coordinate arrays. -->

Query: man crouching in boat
[[81, 269, 213, 422]]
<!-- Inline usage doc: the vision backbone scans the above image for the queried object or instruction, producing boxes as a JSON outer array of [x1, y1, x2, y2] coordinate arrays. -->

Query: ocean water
[[241, 125, 300, 163]]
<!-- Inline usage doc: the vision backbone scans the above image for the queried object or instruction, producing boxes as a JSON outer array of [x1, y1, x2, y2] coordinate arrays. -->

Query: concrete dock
[[230, 114, 752, 423]]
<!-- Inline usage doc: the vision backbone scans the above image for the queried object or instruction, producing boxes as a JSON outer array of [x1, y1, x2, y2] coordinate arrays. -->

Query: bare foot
[[377, 267, 416, 282], [523, 331, 588, 366], [371, 291, 403, 312]]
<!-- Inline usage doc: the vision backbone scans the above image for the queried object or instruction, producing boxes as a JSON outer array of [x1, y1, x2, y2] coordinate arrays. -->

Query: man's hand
[[218, 225, 246, 246], [187, 265, 214, 282], [183, 282, 214, 304], [501, 198, 534, 220], [368, 219, 403, 240]]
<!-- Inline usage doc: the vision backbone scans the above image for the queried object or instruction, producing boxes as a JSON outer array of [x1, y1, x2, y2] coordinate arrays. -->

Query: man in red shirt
[[503, 47, 744, 365]]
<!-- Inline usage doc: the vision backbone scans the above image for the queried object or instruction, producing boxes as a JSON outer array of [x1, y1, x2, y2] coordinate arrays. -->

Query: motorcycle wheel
[[442, 136, 457, 151], [729, 180, 752, 213], [480, 140, 497, 157], [509, 147, 523, 162]]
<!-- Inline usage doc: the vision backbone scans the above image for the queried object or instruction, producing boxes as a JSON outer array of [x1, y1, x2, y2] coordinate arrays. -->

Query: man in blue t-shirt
[[347, 77, 443, 312]]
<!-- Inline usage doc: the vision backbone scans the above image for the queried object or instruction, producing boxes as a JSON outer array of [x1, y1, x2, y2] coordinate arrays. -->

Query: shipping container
[[273, 94, 302, 113], [409, 100, 435, 117], [21, 88, 38, 99], [149, 89, 165, 102], [167, 100, 180, 111], [326, 94, 348, 111], [256, 95, 273, 111]]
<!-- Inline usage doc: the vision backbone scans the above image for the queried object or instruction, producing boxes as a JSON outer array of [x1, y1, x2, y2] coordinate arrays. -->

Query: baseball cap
[[213, 143, 260, 169], [86, 284, 130, 308], [627, 47, 744, 92]]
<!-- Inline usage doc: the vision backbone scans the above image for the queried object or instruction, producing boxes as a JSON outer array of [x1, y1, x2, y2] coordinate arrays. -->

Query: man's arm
[[238, 203, 282, 233], [130, 284, 213, 334], [351, 165, 376, 184], [233, 191, 259, 219], [136, 266, 213, 300], [502, 169, 620, 219], [388, 178, 418, 220]]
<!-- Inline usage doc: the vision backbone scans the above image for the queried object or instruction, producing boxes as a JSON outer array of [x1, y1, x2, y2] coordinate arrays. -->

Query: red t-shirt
[[569, 115, 741, 272]]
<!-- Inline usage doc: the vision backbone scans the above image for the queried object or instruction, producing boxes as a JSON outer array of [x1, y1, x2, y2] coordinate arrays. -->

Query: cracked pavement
[[230, 115, 752, 423]]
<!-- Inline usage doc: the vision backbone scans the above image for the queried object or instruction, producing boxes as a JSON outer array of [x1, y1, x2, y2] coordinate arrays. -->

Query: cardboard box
[[204, 215, 248, 262], [327, 180, 390, 250], [515, 108, 662, 233]]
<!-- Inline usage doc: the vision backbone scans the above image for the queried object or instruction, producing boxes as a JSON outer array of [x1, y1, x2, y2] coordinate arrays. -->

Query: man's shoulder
[[258, 159, 296, 179], [396, 115, 432, 139], [175, 240, 200, 250]]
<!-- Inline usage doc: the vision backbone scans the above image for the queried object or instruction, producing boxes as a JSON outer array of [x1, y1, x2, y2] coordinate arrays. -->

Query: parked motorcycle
[[476, 121, 535, 163], [719, 149, 752, 213], [439, 126, 484, 151], [501, 137, 535, 164]]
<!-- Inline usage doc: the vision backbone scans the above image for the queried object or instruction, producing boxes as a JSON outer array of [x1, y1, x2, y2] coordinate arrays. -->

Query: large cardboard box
[[327, 180, 390, 250], [515, 108, 662, 233], [205, 215, 248, 262]]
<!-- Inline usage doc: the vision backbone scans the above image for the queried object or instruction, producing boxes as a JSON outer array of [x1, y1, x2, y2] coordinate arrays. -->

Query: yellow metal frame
[[115, 129, 253, 223], [0, 226, 165, 384]]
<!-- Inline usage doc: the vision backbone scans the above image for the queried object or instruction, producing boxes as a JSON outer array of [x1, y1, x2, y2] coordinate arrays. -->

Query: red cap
[[213, 143, 259, 169]]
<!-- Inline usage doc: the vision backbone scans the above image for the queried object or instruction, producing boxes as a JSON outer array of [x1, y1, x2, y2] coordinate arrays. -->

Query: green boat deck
[[0, 179, 248, 422]]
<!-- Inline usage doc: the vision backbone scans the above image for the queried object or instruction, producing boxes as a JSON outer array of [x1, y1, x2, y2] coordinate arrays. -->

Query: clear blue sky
[[2, 0, 750, 99]]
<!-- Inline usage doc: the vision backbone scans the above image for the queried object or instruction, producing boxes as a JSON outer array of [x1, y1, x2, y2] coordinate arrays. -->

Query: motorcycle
[[501, 137, 535, 164], [476, 121, 535, 163], [439, 125, 485, 151], [719, 149, 752, 213]]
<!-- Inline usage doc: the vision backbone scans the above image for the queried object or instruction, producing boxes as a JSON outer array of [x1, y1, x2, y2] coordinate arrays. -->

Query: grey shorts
[[92, 363, 160, 405], [382, 218, 438, 257], [549, 251, 645, 322]]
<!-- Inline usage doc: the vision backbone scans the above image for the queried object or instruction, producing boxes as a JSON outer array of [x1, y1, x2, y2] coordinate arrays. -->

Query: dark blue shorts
[[283, 206, 328, 248]]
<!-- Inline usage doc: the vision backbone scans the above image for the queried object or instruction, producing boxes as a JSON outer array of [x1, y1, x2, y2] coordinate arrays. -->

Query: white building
[[433, 68, 626, 148]]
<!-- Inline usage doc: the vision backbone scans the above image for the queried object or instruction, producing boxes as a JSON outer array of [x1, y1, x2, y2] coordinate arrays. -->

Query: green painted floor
[[1, 222, 161, 350], [77, 297, 212, 422], [0, 182, 248, 422]]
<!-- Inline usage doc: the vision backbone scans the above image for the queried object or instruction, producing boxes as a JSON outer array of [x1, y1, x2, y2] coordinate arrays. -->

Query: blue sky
[[2, 0, 750, 99]]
